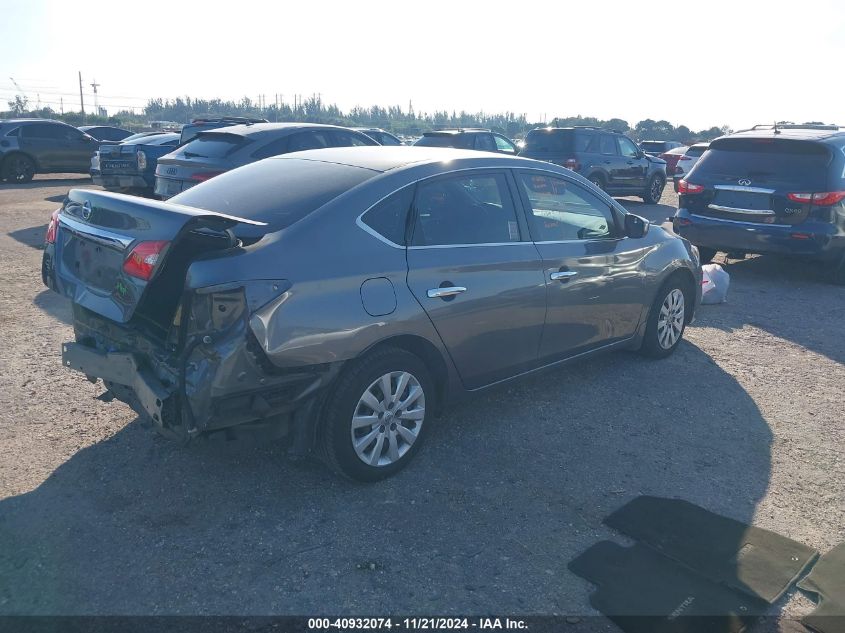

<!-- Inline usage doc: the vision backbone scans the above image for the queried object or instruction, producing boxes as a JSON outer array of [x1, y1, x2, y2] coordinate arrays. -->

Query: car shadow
[[7, 224, 48, 250], [0, 177, 90, 191], [0, 342, 774, 616], [701, 253, 845, 365], [32, 289, 72, 326]]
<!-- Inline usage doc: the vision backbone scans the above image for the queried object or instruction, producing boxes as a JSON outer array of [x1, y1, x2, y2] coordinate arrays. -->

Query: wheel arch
[[658, 266, 697, 324], [1, 150, 40, 171], [360, 334, 450, 413]]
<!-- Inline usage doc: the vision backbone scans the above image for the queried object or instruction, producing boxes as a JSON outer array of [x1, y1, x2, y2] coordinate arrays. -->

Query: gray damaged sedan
[[44, 147, 702, 480]]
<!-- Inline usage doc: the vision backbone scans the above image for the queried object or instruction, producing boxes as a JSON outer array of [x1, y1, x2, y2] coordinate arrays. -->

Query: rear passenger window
[[252, 136, 290, 159], [361, 187, 414, 246], [518, 173, 616, 241], [600, 135, 617, 155], [287, 131, 331, 152], [474, 134, 496, 151], [333, 131, 377, 147], [411, 174, 520, 246], [22, 124, 65, 139]]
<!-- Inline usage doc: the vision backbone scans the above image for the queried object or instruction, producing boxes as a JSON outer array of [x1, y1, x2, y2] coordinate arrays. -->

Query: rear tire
[[1, 154, 36, 184], [642, 174, 665, 204], [321, 347, 434, 482], [639, 276, 691, 358]]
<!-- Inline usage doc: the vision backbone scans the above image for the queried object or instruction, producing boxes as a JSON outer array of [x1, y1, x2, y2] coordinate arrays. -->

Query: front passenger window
[[411, 174, 521, 246], [518, 173, 616, 241], [618, 137, 639, 158]]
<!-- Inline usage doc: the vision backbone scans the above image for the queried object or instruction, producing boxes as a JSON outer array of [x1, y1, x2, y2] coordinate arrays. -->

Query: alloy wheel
[[651, 178, 663, 201], [351, 371, 425, 467], [657, 289, 685, 349]]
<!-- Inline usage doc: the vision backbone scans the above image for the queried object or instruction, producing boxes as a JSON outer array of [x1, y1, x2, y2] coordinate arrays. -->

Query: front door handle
[[550, 271, 578, 281], [427, 286, 467, 298]]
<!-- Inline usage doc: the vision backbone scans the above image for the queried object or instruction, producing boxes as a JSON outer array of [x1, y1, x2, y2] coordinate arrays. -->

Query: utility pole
[[78, 71, 85, 121], [60, 97, 64, 114], [90, 78, 100, 114]]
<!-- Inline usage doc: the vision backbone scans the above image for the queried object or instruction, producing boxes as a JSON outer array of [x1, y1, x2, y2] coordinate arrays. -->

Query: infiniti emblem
[[81, 200, 92, 220], [737, 178, 752, 186]]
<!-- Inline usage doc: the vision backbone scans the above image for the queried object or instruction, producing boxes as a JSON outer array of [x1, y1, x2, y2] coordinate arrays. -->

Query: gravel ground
[[0, 175, 843, 625]]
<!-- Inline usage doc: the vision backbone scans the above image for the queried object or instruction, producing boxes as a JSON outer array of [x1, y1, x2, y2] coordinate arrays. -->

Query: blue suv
[[673, 124, 845, 284]]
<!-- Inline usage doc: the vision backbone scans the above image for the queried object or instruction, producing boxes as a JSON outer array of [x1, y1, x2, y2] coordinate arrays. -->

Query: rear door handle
[[550, 271, 578, 281], [427, 286, 467, 298]]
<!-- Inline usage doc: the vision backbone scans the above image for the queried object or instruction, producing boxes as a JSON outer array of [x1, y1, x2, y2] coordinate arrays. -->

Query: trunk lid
[[53, 189, 266, 325], [683, 138, 832, 225]]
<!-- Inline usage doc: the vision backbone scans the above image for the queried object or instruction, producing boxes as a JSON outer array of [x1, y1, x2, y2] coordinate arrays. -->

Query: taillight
[[678, 180, 705, 194], [123, 240, 170, 281], [563, 158, 580, 171], [678, 156, 691, 161], [190, 171, 224, 182], [45, 209, 60, 244], [137, 151, 147, 170], [787, 191, 845, 206]]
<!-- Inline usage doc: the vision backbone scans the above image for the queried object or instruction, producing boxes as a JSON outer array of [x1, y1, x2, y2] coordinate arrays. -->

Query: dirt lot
[[0, 175, 843, 624]]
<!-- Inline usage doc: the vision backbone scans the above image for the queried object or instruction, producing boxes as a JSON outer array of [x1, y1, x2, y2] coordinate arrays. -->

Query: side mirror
[[625, 214, 649, 239]]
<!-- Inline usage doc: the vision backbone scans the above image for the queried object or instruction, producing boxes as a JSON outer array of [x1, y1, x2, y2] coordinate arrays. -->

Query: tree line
[[4, 93, 732, 142]]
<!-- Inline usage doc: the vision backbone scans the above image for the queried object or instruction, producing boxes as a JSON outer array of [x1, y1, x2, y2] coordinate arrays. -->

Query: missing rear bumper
[[62, 342, 172, 425]]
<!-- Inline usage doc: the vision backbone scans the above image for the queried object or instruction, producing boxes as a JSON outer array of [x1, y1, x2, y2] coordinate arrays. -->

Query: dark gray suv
[[520, 127, 668, 203], [45, 147, 701, 481], [1, 119, 100, 183]]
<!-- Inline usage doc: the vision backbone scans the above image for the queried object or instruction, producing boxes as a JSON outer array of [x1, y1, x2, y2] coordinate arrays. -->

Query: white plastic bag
[[701, 263, 730, 304]]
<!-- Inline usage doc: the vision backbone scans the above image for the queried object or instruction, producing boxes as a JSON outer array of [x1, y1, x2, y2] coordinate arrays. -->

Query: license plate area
[[102, 160, 133, 171], [713, 190, 772, 210], [60, 234, 123, 293]]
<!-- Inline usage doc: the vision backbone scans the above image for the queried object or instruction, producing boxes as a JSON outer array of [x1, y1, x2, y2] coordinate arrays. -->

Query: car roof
[[422, 128, 491, 135], [726, 128, 845, 142], [268, 145, 556, 173], [0, 118, 70, 125], [194, 122, 360, 140]]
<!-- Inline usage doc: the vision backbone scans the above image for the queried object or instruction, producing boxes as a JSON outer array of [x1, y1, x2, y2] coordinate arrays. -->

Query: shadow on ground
[[0, 177, 89, 191], [700, 253, 845, 365], [32, 289, 72, 326], [8, 224, 48, 249], [0, 342, 773, 615]]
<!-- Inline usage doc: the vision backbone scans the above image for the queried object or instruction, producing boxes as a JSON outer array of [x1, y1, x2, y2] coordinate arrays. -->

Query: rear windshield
[[415, 134, 470, 149], [640, 142, 666, 152], [686, 145, 708, 157], [694, 138, 831, 188], [523, 129, 576, 152], [177, 133, 247, 159], [171, 157, 378, 235]]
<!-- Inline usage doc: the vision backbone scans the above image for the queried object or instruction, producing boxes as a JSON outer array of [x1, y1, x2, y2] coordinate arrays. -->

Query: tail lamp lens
[[123, 240, 170, 280], [678, 180, 704, 194], [787, 191, 845, 206], [136, 151, 147, 170], [45, 209, 60, 244], [190, 171, 224, 182]]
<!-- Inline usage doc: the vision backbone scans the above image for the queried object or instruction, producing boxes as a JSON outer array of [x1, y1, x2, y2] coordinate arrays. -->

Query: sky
[[1, 0, 843, 131]]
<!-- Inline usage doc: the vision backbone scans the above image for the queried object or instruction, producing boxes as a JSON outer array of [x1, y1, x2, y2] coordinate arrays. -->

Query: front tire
[[321, 347, 434, 482], [588, 174, 606, 192], [639, 278, 690, 358], [642, 174, 665, 204], [1, 154, 36, 184]]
